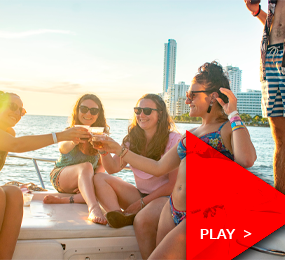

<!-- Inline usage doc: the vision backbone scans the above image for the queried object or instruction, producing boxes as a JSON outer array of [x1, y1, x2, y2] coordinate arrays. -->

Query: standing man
[[244, 0, 285, 193]]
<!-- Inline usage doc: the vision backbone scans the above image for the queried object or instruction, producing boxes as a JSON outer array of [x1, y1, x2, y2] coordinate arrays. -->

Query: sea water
[[0, 115, 274, 190]]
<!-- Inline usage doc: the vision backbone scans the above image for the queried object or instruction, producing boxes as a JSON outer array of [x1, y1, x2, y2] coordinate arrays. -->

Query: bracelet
[[140, 198, 146, 209], [228, 110, 239, 120], [98, 150, 108, 155], [118, 146, 126, 157], [51, 132, 58, 144], [231, 121, 246, 132], [120, 148, 129, 168], [252, 4, 261, 17], [230, 115, 241, 123]]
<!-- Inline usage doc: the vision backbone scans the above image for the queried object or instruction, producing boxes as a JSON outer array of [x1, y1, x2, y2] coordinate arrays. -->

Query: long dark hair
[[70, 94, 109, 134], [123, 93, 177, 161], [192, 61, 231, 121]]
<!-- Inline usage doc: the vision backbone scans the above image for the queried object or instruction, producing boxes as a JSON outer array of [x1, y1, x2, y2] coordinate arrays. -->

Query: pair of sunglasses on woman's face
[[79, 105, 100, 116], [186, 89, 229, 103], [185, 90, 212, 102], [134, 107, 159, 115], [10, 102, 26, 116]]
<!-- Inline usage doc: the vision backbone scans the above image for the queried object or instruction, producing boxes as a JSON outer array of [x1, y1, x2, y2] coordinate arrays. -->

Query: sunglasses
[[79, 106, 100, 115], [186, 90, 212, 101], [10, 102, 26, 116], [134, 107, 159, 115]]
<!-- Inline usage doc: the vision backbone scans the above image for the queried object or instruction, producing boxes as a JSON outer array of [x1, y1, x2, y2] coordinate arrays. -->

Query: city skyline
[[0, 0, 266, 118]]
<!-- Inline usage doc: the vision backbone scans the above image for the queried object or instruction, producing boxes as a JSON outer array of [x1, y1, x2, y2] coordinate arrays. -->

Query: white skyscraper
[[165, 81, 189, 117], [163, 39, 177, 93], [224, 66, 242, 94]]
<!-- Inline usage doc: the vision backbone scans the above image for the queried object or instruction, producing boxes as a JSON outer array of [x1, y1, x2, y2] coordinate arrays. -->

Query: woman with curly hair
[[0, 91, 90, 259], [98, 61, 257, 259], [93, 93, 181, 231], [43, 94, 110, 225]]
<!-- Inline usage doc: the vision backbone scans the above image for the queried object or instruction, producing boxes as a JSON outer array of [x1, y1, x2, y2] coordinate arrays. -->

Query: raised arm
[[217, 88, 257, 168], [0, 127, 90, 153], [99, 139, 181, 177], [244, 0, 267, 25], [230, 125, 256, 168]]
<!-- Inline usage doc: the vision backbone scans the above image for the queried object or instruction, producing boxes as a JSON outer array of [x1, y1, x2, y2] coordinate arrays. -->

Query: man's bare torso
[[270, 0, 285, 44]]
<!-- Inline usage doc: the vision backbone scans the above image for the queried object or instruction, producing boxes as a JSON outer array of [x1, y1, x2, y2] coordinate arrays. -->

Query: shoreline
[[174, 121, 270, 127]]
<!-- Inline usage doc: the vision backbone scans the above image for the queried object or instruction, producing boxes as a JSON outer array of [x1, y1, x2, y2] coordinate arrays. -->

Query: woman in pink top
[[93, 94, 181, 248]]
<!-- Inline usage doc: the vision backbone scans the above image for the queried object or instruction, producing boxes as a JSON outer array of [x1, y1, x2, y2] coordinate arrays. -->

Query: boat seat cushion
[[19, 194, 136, 240]]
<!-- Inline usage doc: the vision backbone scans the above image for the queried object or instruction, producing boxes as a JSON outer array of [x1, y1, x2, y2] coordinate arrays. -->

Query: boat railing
[[7, 153, 131, 190], [7, 153, 57, 189]]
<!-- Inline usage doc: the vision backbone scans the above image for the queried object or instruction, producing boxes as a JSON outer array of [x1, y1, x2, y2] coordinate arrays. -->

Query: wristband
[[252, 4, 261, 17], [231, 121, 245, 132], [230, 115, 241, 123], [51, 132, 58, 144], [228, 110, 239, 120]]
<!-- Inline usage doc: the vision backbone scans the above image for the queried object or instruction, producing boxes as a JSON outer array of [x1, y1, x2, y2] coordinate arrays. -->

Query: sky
[[0, 0, 267, 119]]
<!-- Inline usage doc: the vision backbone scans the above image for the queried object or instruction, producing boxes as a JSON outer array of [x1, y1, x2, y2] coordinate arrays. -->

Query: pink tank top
[[128, 132, 181, 194]]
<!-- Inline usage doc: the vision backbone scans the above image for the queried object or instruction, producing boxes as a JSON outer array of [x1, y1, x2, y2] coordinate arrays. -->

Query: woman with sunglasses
[[43, 94, 110, 225], [97, 62, 257, 259], [0, 91, 91, 260], [92, 94, 181, 234]]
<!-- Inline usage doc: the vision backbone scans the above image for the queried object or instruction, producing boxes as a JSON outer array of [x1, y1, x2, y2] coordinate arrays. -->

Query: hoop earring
[[207, 101, 213, 113]]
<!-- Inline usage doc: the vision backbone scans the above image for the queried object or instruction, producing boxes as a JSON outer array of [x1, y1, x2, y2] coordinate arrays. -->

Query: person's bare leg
[[43, 193, 86, 204], [0, 186, 23, 260], [148, 215, 186, 260], [134, 197, 168, 260], [94, 172, 141, 212], [156, 200, 176, 245], [56, 162, 107, 224], [148, 219, 186, 260], [269, 117, 285, 193]]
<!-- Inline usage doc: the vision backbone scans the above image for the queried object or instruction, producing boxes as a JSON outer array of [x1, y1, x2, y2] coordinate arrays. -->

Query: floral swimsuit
[[172, 121, 234, 225]]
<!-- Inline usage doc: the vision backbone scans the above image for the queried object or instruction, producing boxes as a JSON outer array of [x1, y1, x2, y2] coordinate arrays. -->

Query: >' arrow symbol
[[244, 230, 251, 238]]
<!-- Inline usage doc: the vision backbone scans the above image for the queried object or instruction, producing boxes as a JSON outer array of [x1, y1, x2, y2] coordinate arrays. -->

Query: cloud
[[0, 81, 84, 95], [0, 30, 76, 39]]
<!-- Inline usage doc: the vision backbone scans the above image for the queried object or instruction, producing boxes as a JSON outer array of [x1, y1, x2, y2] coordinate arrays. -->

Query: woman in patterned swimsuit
[[99, 61, 257, 260], [0, 91, 90, 259], [43, 94, 110, 225]]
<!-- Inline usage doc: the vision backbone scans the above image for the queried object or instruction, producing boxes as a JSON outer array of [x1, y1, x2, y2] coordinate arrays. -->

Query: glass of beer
[[89, 127, 107, 149]]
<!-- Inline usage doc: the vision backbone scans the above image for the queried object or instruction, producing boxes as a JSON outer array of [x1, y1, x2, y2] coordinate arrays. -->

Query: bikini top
[[177, 121, 234, 161]]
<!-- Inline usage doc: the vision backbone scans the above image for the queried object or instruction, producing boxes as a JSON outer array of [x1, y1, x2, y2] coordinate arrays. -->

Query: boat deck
[[13, 192, 141, 260]]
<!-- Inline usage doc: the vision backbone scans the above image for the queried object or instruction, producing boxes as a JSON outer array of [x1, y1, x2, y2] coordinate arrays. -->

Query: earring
[[207, 101, 213, 113]]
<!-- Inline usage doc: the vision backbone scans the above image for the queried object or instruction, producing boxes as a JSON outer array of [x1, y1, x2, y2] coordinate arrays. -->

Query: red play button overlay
[[186, 131, 285, 259]]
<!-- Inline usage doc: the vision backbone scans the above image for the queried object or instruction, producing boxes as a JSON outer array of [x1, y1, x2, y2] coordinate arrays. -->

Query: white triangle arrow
[[244, 230, 251, 238]]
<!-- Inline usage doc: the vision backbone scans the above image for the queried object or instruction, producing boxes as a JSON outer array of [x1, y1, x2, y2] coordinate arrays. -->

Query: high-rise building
[[176, 96, 190, 117], [237, 90, 262, 117], [165, 81, 189, 117], [224, 66, 242, 94], [163, 39, 177, 93]]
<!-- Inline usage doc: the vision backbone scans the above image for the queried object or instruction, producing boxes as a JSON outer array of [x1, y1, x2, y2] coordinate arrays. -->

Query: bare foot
[[88, 208, 107, 225], [43, 195, 69, 204]]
